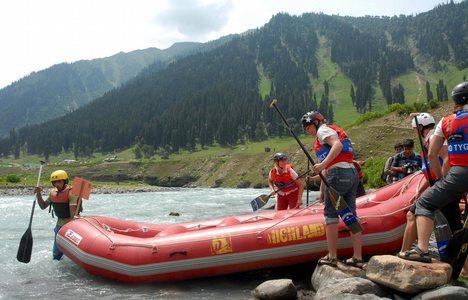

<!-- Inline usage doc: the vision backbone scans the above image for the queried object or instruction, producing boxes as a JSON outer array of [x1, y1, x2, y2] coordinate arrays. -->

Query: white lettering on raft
[[65, 229, 83, 246]]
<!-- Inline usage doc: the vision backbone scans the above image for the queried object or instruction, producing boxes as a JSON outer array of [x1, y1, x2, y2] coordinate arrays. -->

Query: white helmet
[[411, 113, 435, 128]]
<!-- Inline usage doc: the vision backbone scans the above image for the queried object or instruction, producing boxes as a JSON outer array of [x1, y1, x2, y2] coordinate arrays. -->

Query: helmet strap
[[313, 120, 321, 132]]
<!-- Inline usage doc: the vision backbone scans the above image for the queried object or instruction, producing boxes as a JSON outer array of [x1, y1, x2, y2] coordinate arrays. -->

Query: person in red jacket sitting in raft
[[268, 153, 304, 210]]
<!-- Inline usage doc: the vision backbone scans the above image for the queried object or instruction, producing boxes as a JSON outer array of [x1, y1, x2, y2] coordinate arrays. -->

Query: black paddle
[[306, 159, 310, 206], [250, 170, 310, 211], [443, 194, 468, 280], [413, 116, 452, 257], [270, 99, 362, 234], [17, 161, 45, 263]]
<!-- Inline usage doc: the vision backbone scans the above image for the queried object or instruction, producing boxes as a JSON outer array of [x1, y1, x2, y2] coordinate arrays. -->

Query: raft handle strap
[[169, 250, 188, 257]]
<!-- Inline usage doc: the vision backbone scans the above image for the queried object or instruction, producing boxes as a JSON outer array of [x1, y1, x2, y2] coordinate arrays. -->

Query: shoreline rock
[[0, 185, 181, 196], [365, 255, 452, 294]]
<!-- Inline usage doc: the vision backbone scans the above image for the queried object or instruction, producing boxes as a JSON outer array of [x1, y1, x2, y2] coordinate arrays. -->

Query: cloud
[[154, 0, 233, 39]]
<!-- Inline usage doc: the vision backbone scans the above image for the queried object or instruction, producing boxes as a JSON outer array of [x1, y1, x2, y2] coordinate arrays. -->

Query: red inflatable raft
[[57, 173, 426, 283]]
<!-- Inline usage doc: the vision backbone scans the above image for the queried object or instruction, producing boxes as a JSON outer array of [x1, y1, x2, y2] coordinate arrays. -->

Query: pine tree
[[350, 85, 356, 106], [323, 80, 330, 97], [425, 81, 434, 101], [328, 104, 334, 124]]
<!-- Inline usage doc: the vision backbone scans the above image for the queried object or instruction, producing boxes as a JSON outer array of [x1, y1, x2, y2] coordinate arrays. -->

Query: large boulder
[[366, 255, 452, 294], [412, 286, 468, 299], [311, 264, 352, 291], [315, 277, 388, 299], [252, 279, 297, 300]]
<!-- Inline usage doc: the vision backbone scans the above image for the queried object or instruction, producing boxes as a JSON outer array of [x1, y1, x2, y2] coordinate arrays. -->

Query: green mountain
[[1, 1, 466, 159], [0, 40, 234, 137]]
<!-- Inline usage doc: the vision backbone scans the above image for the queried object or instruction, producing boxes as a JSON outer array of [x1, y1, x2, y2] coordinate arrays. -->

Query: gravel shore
[[0, 185, 180, 196]]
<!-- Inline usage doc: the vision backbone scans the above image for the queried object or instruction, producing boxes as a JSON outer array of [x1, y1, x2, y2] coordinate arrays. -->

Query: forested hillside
[[1, 1, 466, 160], [0, 40, 235, 137]]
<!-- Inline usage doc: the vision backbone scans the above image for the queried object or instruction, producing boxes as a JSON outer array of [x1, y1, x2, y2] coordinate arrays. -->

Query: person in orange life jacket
[[400, 82, 468, 263], [302, 111, 363, 268], [268, 153, 304, 210], [398, 113, 462, 259], [34, 170, 79, 260], [353, 160, 366, 197]]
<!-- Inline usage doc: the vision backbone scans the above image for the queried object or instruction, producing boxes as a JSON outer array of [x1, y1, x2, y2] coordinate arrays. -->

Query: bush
[[6, 174, 21, 183], [428, 99, 440, 109], [386, 103, 404, 113], [413, 101, 429, 112], [353, 111, 385, 126], [362, 158, 387, 189]]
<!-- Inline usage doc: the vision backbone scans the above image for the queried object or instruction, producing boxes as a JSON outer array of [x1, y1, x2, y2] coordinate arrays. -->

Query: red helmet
[[301, 111, 324, 129]]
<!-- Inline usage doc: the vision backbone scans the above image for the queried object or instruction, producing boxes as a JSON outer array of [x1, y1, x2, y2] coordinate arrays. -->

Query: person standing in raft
[[301, 111, 363, 268], [34, 170, 79, 260], [401, 82, 468, 263], [398, 113, 462, 259], [268, 153, 304, 210]]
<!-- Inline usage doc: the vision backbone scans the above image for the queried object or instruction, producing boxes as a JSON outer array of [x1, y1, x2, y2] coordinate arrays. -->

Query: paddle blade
[[71, 177, 92, 200], [251, 195, 269, 211], [17, 228, 33, 263], [443, 227, 468, 279], [434, 210, 452, 258]]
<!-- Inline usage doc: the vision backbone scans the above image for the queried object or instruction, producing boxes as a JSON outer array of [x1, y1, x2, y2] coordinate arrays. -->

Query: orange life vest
[[49, 186, 72, 218], [269, 164, 298, 195]]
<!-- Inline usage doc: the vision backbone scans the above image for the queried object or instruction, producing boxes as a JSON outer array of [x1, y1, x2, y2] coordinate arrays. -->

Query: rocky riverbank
[[253, 256, 468, 299], [0, 185, 180, 196]]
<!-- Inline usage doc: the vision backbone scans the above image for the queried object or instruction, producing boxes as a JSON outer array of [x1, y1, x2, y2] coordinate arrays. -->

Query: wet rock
[[315, 277, 388, 299], [252, 279, 297, 300], [412, 286, 468, 299], [211, 179, 223, 188], [297, 289, 315, 300], [169, 212, 180, 216], [366, 255, 452, 294], [253, 182, 268, 189], [337, 261, 367, 277], [311, 264, 352, 291], [237, 180, 251, 188]]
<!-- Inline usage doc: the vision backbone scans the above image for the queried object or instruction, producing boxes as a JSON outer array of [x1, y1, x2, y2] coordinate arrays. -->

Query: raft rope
[[79, 217, 159, 252]]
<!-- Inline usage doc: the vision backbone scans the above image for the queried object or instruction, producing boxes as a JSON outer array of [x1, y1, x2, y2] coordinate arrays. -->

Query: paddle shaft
[[74, 183, 85, 218], [270, 100, 331, 188], [414, 116, 435, 185], [28, 163, 44, 228], [306, 160, 310, 206]]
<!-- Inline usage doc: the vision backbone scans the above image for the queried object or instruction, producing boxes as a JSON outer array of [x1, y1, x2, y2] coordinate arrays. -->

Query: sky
[[0, 0, 450, 89]]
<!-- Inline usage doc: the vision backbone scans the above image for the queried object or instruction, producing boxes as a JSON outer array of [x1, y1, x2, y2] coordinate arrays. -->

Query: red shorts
[[276, 190, 299, 210]]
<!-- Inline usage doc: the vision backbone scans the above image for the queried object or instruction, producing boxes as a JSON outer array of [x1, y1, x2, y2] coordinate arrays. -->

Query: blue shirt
[[391, 152, 422, 180]]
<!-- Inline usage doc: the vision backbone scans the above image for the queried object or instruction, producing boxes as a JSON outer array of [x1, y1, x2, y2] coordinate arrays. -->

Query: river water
[[1, 188, 318, 299]]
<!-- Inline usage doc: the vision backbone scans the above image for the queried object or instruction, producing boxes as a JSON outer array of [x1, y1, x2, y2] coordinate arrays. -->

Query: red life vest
[[441, 111, 468, 167], [269, 164, 298, 194], [50, 186, 72, 218], [314, 124, 354, 168]]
